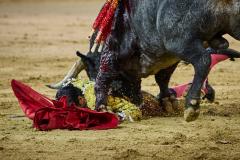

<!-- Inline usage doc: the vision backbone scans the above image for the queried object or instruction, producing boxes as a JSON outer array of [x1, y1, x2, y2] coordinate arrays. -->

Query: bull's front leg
[[155, 62, 179, 113], [95, 49, 118, 111], [169, 40, 211, 122]]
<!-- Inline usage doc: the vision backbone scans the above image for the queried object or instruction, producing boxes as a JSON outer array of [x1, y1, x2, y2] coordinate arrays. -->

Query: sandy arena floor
[[1, 0, 240, 159]]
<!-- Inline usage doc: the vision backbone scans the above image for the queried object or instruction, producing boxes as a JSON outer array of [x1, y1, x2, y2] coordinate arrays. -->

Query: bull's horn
[[46, 57, 86, 89]]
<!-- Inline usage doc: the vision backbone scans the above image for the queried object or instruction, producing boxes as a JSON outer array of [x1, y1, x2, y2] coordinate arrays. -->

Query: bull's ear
[[76, 51, 88, 60], [76, 51, 92, 64]]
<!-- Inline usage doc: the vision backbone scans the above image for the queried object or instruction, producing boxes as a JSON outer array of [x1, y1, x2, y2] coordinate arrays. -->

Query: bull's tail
[[216, 48, 240, 60]]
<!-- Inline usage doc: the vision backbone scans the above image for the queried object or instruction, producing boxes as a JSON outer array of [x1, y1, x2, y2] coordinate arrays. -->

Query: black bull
[[94, 0, 240, 122], [48, 0, 240, 122]]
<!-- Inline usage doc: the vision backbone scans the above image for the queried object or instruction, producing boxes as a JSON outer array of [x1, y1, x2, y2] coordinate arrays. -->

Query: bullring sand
[[0, 0, 240, 159]]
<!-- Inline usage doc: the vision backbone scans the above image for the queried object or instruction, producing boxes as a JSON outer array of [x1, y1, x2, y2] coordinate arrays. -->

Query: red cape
[[11, 80, 119, 131]]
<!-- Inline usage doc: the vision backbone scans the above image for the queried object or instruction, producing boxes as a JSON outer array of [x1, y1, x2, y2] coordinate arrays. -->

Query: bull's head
[[76, 50, 101, 81], [47, 29, 102, 89], [47, 50, 101, 89]]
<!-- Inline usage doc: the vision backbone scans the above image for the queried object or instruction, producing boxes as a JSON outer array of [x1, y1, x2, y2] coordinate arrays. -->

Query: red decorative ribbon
[[92, 0, 120, 44]]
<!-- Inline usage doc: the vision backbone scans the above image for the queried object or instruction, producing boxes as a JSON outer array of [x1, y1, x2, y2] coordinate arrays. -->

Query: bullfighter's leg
[[177, 40, 212, 122], [155, 62, 179, 113], [94, 49, 119, 111]]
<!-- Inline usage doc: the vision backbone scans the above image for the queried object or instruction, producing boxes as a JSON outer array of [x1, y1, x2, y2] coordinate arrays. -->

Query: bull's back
[[129, 0, 164, 49], [128, 0, 184, 76], [127, 0, 214, 77], [129, 0, 208, 47]]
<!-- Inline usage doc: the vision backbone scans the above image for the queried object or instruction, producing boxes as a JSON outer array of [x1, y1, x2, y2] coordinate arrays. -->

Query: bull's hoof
[[170, 95, 180, 111], [203, 84, 215, 103], [161, 96, 181, 114], [184, 107, 200, 122], [162, 97, 174, 114]]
